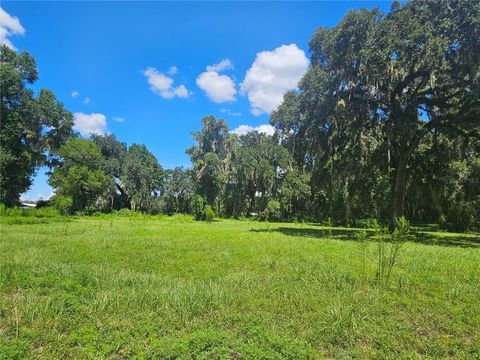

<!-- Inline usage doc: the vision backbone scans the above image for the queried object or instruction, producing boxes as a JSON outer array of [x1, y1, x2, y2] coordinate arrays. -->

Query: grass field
[[1, 215, 479, 359]]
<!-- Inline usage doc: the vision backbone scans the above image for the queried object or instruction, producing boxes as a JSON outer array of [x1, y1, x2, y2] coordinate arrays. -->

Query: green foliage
[[122, 144, 164, 212], [191, 194, 206, 221], [0, 46, 74, 206], [264, 199, 281, 222], [356, 218, 380, 229], [91, 133, 129, 209], [205, 205, 215, 222], [49, 139, 111, 213], [187, 116, 231, 210], [0, 339, 29, 360], [142, 196, 164, 215], [163, 167, 194, 214], [51, 195, 73, 215], [270, 1, 480, 229], [3, 2, 478, 232], [375, 217, 409, 287], [440, 201, 474, 233], [0, 204, 59, 218]]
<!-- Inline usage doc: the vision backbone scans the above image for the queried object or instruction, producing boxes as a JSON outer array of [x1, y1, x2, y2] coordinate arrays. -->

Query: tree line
[[1, 0, 479, 231]]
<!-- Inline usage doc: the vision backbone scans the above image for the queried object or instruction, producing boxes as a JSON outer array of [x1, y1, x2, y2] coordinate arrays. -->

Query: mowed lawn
[[1, 216, 479, 359]]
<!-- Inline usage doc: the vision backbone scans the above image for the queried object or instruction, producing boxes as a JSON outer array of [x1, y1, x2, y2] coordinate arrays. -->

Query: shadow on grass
[[250, 226, 480, 248]]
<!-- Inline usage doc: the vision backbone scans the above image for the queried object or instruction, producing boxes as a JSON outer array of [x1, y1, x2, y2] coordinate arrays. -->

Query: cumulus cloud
[[231, 124, 275, 136], [0, 8, 25, 50], [196, 59, 237, 103], [74, 112, 107, 136], [220, 108, 242, 116], [112, 116, 125, 123], [167, 66, 178, 75], [241, 44, 309, 115], [83, 97, 91, 104], [71, 90, 79, 98], [144, 67, 190, 99], [207, 59, 233, 72]]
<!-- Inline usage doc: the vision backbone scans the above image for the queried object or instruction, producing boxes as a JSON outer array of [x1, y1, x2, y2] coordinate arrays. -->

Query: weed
[[375, 217, 409, 287]]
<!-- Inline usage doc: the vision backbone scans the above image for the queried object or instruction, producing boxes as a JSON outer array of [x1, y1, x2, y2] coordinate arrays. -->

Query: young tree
[[0, 46, 74, 205]]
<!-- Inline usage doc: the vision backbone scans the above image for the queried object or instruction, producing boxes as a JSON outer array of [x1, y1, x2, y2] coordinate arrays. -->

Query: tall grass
[[0, 217, 478, 358], [0, 204, 59, 218]]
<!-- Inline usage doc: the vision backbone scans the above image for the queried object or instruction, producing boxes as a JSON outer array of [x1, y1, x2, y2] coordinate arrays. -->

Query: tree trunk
[[390, 130, 427, 229], [344, 179, 350, 227], [392, 155, 408, 226]]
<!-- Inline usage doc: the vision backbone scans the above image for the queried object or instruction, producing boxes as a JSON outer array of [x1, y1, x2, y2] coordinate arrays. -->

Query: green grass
[[1, 216, 479, 359]]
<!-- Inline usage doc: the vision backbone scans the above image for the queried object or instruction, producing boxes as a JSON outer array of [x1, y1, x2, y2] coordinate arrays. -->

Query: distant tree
[[279, 169, 310, 220], [187, 115, 235, 212], [0, 45, 74, 206], [122, 144, 164, 212], [163, 167, 194, 214], [191, 194, 206, 221], [48, 139, 110, 213], [228, 131, 290, 217], [91, 133, 128, 208]]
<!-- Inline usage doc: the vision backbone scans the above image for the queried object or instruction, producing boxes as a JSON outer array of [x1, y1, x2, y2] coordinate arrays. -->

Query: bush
[[191, 195, 206, 221], [143, 196, 165, 215], [264, 200, 281, 221], [115, 208, 140, 217], [51, 195, 73, 215], [356, 218, 380, 229], [440, 201, 474, 232], [205, 205, 215, 222]]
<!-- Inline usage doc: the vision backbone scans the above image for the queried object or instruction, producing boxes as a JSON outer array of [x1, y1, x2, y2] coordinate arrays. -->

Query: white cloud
[[112, 116, 125, 123], [220, 108, 242, 116], [0, 8, 25, 50], [144, 67, 190, 99], [74, 112, 107, 136], [71, 90, 79, 98], [168, 66, 178, 75], [231, 124, 275, 136], [174, 84, 189, 98], [206, 59, 233, 72], [83, 97, 91, 104], [241, 44, 309, 115], [196, 59, 236, 103]]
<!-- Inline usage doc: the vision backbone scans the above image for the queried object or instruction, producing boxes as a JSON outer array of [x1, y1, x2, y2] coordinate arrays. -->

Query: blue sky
[[1, 1, 391, 201]]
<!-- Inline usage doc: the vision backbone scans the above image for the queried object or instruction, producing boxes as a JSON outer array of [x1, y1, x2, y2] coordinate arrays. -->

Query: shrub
[[356, 218, 380, 229], [51, 195, 73, 215], [205, 205, 215, 222], [143, 196, 164, 215], [191, 195, 206, 221], [375, 217, 409, 287], [264, 200, 281, 221], [440, 201, 474, 232], [116, 208, 139, 217]]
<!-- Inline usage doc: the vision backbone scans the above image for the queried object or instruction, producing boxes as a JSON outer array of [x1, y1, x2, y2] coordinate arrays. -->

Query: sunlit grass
[[1, 216, 479, 358]]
